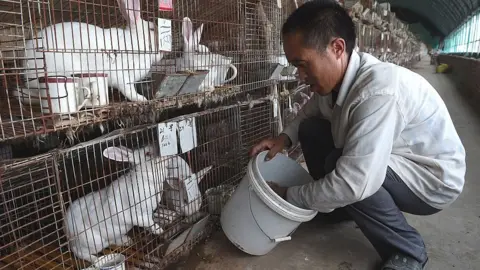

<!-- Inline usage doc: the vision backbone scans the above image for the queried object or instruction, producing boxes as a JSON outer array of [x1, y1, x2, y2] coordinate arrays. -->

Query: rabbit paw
[[135, 95, 148, 102], [150, 224, 164, 235]]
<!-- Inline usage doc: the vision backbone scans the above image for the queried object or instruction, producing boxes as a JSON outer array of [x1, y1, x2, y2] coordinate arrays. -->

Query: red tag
[[159, 0, 173, 11]]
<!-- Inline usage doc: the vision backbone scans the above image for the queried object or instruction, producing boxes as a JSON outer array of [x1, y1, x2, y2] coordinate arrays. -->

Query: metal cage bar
[[0, 98, 274, 269]]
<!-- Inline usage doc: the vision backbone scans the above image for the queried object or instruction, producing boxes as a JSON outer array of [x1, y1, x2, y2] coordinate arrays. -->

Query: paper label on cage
[[381, 33, 384, 40], [157, 18, 172, 52], [362, 25, 366, 36], [184, 175, 200, 203], [158, 122, 178, 156], [276, 0, 282, 8], [159, 0, 173, 11], [178, 118, 198, 153], [273, 98, 278, 118]]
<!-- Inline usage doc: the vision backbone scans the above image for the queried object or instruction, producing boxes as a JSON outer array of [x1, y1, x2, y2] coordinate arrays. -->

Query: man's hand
[[267, 181, 287, 199], [249, 134, 292, 160]]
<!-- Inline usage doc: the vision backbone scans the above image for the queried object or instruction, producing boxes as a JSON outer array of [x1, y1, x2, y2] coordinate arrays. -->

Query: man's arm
[[286, 94, 406, 212], [281, 92, 324, 147]]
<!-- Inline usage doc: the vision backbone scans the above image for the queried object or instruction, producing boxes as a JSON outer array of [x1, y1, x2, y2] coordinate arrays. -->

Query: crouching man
[[249, 1, 466, 270]]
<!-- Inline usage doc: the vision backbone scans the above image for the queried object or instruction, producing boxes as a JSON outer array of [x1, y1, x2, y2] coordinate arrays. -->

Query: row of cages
[[0, 98, 277, 270], [0, 0, 424, 143], [348, 1, 422, 68], [354, 19, 421, 67], [0, 0, 423, 268], [0, 0, 305, 142]]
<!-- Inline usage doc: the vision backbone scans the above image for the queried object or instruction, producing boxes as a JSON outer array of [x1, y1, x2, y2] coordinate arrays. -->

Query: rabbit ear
[[195, 165, 212, 184], [103, 146, 134, 163], [142, 143, 159, 157], [182, 17, 193, 47], [117, 0, 141, 25], [192, 23, 204, 47]]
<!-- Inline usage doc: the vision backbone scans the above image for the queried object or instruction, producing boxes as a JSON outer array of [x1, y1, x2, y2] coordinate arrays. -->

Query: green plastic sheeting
[[443, 10, 480, 53]]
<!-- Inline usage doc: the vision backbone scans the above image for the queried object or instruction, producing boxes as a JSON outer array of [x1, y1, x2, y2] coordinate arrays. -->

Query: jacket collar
[[335, 50, 361, 107]]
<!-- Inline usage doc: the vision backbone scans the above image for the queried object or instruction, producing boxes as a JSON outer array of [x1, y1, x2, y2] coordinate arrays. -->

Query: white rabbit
[[176, 17, 237, 93], [163, 155, 212, 217], [16, 0, 163, 104], [64, 144, 167, 263]]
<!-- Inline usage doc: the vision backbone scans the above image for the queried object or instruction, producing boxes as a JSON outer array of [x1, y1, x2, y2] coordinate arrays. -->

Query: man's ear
[[331, 38, 346, 59]]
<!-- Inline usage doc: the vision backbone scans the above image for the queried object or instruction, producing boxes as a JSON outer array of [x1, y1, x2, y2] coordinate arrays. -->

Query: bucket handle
[[248, 184, 297, 243]]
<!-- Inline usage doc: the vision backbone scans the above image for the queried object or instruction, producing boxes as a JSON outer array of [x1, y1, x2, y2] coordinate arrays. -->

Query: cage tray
[[152, 72, 190, 99], [177, 70, 209, 96]]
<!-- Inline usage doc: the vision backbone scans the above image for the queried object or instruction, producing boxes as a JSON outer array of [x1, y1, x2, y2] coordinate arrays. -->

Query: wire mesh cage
[[364, 24, 375, 54], [0, 0, 299, 142], [0, 0, 164, 141], [0, 0, 428, 269], [0, 153, 69, 269], [0, 97, 275, 269], [57, 125, 193, 269], [0, 0, 426, 142], [152, 0, 302, 95], [275, 81, 310, 160]]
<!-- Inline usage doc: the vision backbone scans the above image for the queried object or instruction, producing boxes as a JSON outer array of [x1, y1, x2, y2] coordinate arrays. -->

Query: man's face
[[283, 33, 347, 96]]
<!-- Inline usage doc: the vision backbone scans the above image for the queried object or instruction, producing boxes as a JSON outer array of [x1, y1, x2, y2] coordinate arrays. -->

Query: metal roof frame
[[379, 0, 479, 36]]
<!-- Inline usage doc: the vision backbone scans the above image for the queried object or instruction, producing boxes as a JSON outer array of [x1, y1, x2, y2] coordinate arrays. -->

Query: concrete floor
[[172, 60, 480, 270]]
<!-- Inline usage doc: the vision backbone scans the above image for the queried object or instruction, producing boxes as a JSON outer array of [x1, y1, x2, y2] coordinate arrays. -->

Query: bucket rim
[[248, 151, 317, 222]]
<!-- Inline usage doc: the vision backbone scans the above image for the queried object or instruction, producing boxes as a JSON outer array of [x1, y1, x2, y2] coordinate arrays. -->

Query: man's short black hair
[[282, 0, 356, 56]]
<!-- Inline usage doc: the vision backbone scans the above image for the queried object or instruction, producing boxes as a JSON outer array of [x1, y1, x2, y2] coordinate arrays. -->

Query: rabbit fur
[[175, 17, 237, 93], [16, 0, 163, 104], [64, 144, 168, 263], [163, 155, 212, 217]]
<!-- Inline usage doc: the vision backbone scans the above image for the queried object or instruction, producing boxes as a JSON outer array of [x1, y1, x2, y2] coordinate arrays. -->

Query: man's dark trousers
[[297, 117, 441, 265]]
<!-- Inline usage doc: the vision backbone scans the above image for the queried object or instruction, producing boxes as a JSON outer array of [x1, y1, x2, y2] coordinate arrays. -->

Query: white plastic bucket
[[220, 151, 317, 255]]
